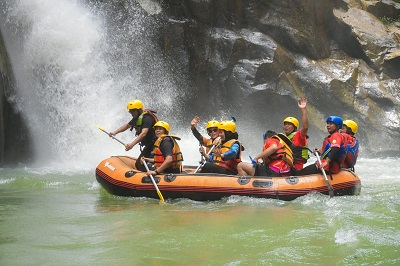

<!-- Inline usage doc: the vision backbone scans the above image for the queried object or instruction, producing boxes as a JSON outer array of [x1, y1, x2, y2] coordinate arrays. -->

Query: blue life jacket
[[345, 138, 359, 168]]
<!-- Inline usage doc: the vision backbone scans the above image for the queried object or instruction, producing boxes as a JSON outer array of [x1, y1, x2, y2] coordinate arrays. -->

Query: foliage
[[380, 15, 400, 24]]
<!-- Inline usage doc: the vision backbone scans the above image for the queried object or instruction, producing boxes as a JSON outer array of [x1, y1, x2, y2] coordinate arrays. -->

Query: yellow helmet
[[206, 120, 219, 129], [283, 117, 299, 128], [343, 120, 358, 134], [154, 121, 170, 133], [126, 100, 143, 110], [218, 120, 236, 133]]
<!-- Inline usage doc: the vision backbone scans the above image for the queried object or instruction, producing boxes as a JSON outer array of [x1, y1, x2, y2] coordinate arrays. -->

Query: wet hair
[[224, 131, 238, 142], [344, 125, 355, 136], [263, 130, 277, 140]]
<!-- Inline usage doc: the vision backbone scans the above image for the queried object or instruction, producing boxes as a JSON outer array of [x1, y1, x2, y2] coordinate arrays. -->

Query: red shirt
[[291, 131, 307, 147]]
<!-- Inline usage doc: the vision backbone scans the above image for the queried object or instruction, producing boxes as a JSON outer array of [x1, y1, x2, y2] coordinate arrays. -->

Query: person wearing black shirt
[[109, 100, 158, 171], [142, 121, 183, 174]]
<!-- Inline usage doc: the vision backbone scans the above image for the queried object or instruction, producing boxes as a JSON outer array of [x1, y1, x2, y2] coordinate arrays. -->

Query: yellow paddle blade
[[96, 125, 105, 131], [157, 190, 165, 203]]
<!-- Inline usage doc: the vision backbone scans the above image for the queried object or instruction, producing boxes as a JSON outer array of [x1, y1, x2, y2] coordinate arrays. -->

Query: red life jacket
[[320, 132, 347, 173], [263, 134, 294, 167]]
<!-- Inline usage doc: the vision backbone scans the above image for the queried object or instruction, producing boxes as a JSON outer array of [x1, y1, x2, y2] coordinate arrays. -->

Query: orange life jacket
[[212, 139, 242, 174], [153, 134, 183, 170], [204, 138, 215, 154]]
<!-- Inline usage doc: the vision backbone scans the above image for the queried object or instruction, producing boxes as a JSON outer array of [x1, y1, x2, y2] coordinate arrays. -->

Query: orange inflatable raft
[[95, 156, 361, 201]]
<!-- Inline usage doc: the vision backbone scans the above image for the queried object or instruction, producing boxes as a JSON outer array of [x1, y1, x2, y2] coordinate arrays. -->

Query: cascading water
[[0, 0, 192, 170], [1, 3, 399, 265]]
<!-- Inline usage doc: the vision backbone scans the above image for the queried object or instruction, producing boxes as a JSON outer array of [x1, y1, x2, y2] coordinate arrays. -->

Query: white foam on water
[[0, 178, 16, 184], [335, 228, 358, 244]]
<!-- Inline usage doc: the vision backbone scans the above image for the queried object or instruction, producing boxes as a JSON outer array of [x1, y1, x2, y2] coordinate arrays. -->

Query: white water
[[1, 0, 190, 170]]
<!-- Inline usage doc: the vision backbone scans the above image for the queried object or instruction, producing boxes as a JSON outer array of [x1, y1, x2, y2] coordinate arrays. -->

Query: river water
[[1, 157, 399, 265], [1, 1, 399, 265]]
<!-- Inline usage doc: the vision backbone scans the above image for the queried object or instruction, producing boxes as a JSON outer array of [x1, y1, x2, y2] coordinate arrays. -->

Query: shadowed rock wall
[[0, 30, 33, 166]]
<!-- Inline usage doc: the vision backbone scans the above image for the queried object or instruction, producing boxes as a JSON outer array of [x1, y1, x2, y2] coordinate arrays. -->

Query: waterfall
[[0, 0, 192, 170]]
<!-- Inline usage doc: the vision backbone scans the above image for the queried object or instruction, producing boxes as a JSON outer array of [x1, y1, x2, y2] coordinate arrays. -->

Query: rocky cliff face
[[0, 31, 33, 165], [155, 0, 400, 156], [1, 0, 399, 165]]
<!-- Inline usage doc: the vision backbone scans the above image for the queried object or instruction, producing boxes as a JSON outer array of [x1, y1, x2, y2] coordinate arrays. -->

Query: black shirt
[[128, 113, 157, 147], [159, 137, 174, 157]]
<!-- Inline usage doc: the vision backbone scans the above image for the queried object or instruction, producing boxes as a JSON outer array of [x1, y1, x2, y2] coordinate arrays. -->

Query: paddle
[[142, 158, 165, 203], [96, 125, 126, 146], [194, 137, 221, 173], [315, 152, 334, 198]]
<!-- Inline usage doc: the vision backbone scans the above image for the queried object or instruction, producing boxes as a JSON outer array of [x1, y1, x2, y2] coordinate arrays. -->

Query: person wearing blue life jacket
[[109, 100, 158, 171], [297, 116, 347, 176], [341, 119, 360, 171], [200, 120, 243, 175]]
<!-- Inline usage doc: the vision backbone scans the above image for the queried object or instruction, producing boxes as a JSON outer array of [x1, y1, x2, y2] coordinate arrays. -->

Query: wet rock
[[332, 7, 400, 78]]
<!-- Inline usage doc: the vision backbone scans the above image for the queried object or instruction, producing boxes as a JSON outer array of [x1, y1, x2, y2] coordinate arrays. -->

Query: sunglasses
[[207, 128, 218, 133]]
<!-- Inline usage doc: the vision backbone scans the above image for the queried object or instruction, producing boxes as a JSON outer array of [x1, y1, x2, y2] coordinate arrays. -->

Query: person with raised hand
[[282, 97, 309, 172], [190, 116, 220, 161], [200, 120, 242, 175]]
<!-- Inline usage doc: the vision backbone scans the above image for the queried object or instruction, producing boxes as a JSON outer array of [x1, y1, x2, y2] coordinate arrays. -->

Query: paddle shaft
[[315, 152, 334, 197], [97, 126, 126, 146], [194, 137, 221, 174], [142, 160, 165, 203]]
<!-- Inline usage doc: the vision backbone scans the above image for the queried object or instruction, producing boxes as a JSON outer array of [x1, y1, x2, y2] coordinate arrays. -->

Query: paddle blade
[[96, 125, 106, 132], [157, 190, 165, 203]]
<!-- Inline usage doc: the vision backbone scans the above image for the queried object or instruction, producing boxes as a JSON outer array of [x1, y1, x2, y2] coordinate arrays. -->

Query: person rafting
[[297, 116, 347, 176], [200, 120, 242, 175], [237, 130, 294, 177], [142, 121, 183, 174], [109, 100, 158, 171], [341, 119, 360, 171], [190, 116, 220, 161], [283, 97, 309, 172]]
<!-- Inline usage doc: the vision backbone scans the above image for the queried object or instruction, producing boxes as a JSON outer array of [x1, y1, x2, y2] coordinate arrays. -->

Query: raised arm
[[298, 97, 308, 137]]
